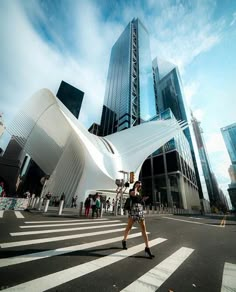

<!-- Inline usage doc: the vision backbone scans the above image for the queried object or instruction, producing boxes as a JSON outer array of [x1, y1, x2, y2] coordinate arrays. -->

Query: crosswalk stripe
[[121, 246, 194, 292], [0, 227, 137, 248], [163, 216, 222, 228], [10, 223, 126, 236], [221, 262, 236, 291], [0, 210, 4, 218], [14, 211, 24, 218], [24, 218, 108, 224], [0, 232, 145, 268], [20, 220, 121, 228], [1, 237, 167, 291]]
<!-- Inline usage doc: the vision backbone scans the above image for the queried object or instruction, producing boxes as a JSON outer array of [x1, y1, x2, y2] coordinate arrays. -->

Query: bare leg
[[139, 220, 149, 248], [123, 217, 134, 241]]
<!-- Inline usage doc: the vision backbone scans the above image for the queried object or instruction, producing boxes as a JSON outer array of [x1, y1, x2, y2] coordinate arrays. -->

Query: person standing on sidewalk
[[84, 194, 92, 216], [122, 181, 154, 259]]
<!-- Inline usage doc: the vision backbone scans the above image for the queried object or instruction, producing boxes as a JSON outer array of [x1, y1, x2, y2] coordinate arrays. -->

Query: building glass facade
[[152, 59, 203, 200], [101, 18, 156, 135], [56, 81, 84, 119], [140, 109, 200, 209], [221, 123, 236, 164], [221, 122, 236, 209]]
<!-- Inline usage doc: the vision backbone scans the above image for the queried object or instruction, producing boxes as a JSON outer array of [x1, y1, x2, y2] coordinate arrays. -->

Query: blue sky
[[0, 0, 236, 205]]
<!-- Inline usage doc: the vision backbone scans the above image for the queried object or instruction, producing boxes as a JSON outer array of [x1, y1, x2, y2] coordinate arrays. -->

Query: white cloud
[[204, 132, 229, 154], [204, 133, 231, 196], [0, 0, 123, 131], [148, 0, 223, 73], [230, 12, 236, 26], [184, 81, 200, 107], [192, 109, 205, 122]]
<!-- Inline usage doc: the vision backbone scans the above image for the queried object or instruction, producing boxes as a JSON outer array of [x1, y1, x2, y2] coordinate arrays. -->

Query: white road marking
[[0, 210, 4, 218], [163, 216, 222, 228], [20, 220, 121, 228], [189, 217, 201, 219], [0, 232, 144, 268], [221, 262, 236, 292], [10, 223, 126, 236], [24, 218, 108, 224], [14, 211, 24, 218], [121, 247, 194, 292], [1, 238, 167, 291], [0, 227, 137, 248]]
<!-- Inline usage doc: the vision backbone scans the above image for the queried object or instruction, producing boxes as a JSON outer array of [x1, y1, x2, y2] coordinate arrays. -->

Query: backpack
[[96, 199, 101, 208]]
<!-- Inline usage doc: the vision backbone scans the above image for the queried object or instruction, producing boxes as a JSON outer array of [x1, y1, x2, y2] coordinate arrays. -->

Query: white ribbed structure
[[8, 89, 188, 206]]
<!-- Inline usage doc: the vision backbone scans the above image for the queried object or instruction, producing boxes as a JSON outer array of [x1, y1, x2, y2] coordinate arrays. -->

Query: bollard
[[37, 198, 44, 211], [34, 197, 40, 209], [44, 199, 50, 213], [100, 205, 104, 218], [58, 200, 64, 215], [31, 198, 37, 208], [146, 205, 150, 214], [119, 205, 124, 216], [79, 202, 83, 216], [29, 194, 35, 207], [114, 203, 118, 216]]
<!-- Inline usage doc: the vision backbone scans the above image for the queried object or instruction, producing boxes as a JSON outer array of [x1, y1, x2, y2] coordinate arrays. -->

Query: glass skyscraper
[[221, 122, 236, 209], [100, 18, 156, 135], [152, 58, 203, 200]]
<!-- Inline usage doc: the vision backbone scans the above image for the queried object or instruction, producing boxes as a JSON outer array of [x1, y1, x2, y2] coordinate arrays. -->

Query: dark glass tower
[[100, 18, 156, 135], [152, 58, 203, 200], [56, 81, 84, 119], [221, 122, 236, 209]]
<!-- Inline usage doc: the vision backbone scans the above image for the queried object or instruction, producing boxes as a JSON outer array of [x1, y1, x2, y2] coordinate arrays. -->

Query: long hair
[[132, 181, 141, 190], [129, 181, 142, 195]]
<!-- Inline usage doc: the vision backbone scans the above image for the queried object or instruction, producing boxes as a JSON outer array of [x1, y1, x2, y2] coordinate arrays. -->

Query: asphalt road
[[0, 210, 235, 292]]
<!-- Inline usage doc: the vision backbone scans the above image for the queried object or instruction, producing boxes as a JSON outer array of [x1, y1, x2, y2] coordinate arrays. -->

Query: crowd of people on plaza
[[84, 193, 101, 218]]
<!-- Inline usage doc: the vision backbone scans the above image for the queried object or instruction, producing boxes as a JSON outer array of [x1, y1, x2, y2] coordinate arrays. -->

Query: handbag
[[124, 197, 131, 211]]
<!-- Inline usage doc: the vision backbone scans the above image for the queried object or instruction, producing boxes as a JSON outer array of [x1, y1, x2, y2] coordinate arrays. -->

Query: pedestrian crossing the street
[[0, 216, 235, 291]]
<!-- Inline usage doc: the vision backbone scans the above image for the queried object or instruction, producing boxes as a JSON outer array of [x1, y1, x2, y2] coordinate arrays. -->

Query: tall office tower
[[191, 113, 221, 205], [152, 58, 203, 201], [56, 80, 84, 119], [221, 122, 236, 209], [100, 18, 156, 136]]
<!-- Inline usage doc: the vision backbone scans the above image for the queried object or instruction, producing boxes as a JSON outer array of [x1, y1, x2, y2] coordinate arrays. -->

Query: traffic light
[[129, 171, 135, 183]]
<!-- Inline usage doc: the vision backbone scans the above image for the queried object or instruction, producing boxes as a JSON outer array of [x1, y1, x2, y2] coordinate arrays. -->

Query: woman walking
[[122, 181, 154, 259]]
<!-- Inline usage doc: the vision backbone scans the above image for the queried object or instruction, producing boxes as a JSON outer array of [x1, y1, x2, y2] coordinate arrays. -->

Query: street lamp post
[[115, 170, 129, 216]]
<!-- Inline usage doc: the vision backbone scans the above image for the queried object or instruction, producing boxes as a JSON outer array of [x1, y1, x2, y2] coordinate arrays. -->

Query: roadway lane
[[0, 211, 235, 291]]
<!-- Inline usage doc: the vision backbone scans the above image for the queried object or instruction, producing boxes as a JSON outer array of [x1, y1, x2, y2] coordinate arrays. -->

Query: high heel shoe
[[145, 247, 155, 258], [122, 240, 127, 250]]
